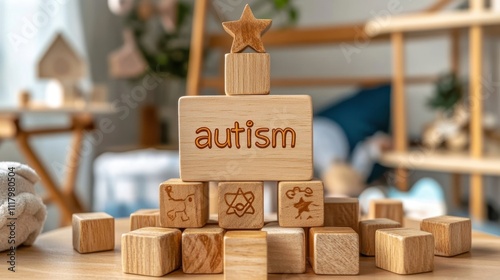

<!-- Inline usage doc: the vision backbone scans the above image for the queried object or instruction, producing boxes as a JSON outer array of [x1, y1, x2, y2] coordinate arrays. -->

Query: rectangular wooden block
[[324, 197, 359, 232], [376, 228, 434, 275], [122, 227, 181, 277], [225, 53, 270, 95], [224, 231, 267, 280], [278, 180, 324, 227], [182, 225, 225, 274], [130, 209, 160, 231], [421, 215, 471, 256], [159, 179, 209, 228], [72, 212, 114, 253], [359, 218, 401, 256], [179, 95, 313, 181], [261, 222, 306, 274], [218, 182, 264, 229], [368, 199, 404, 224], [309, 227, 359, 275]]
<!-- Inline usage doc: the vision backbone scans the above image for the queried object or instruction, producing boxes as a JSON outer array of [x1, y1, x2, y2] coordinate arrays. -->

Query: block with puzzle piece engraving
[[359, 218, 401, 256], [182, 225, 225, 274], [130, 209, 160, 231], [218, 182, 264, 229], [224, 231, 267, 280], [309, 227, 359, 275], [261, 222, 306, 273], [369, 199, 404, 224], [421, 215, 471, 256], [324, 197, 359, 232], [376, 228, 434, 275], [72, 212, 114, 253], [159, 179, 209, 228], [225, 53, 270, 95], [278, 180, 324, 227], [122, 227, 181, 277]]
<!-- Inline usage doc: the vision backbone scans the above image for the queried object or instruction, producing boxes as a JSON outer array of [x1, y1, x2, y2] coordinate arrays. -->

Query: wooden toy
[[224, 231, 267, 280], [182, 225, 225, 274], [121, 227, 181, 277], [421, 215, 471, 256], [278, 180, 324, 227], [129, 209, 160, 231], [324, 197, 359, 232], [359, 218, 401, 256], [376, 228, 434, 275], [159, 178, 209, 228], [72, 212, 114, 253], [218, 182, 264, 229], [225, 53, 270, 95], [108, 29, 147, 78], [18, 90, 31, 108], [368, 199, 404, 224], [309, 227, 359, 275], [261, 222, 306, 274]]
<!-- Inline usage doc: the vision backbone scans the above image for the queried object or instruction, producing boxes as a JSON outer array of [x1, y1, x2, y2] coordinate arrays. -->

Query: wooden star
[[222, 4, 272, 53]]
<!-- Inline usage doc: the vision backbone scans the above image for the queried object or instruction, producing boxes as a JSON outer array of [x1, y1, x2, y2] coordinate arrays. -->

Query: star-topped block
[[222, 4, 272, 53]]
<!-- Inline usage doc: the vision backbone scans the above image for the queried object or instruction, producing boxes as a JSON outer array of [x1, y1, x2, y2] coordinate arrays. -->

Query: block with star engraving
[[278, 180, 324, 227], [218, 181, 264, 229], [225, 53, 270, 95]]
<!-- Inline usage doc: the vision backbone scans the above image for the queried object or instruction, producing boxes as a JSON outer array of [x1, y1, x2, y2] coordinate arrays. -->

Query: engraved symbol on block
[[165, 186, 195, 222], [286, 187, 319, 220], [225, 188, 255, 217]]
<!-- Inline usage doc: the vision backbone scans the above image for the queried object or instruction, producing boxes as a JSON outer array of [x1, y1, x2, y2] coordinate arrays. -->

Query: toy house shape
[[38, 33, 85, 81], [108, 29, 147, 78]]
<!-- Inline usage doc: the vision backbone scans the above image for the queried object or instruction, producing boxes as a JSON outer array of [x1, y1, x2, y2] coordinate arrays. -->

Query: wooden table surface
[[10, 218, 500, 279]]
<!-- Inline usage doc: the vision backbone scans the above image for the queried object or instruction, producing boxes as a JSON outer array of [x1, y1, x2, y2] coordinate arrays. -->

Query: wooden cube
[[324, 197, 359, 232], [376, 228, 434, 275], [261, 222, 306, 273], [72, 212, 114, 253], [159, 179, 209, 228], [359, 218, 401, 256], [122, 227, 181, 277], [130, 209, 160, 231], [369, 199, 404, 224], [421, 215, 471, 256], [224, 231, 267, 280], [218, 182, 264, 229], [225, 53, 270, 95], [278, 180, 324, 227], [182, 225, 225, 274]]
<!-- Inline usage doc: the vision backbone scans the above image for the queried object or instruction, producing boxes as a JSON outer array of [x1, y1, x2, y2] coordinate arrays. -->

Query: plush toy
[[0, 162, 47, 252]]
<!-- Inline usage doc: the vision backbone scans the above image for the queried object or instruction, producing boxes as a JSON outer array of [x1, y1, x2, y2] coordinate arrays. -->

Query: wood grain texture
[[324, 197, 359, 232], [225, 53, 270, 95], [359, 219, 401, 256], [262, 222, 306, 273], [375, 228, 434, 275], [368, 199, 404, 224], [122, 227, 181, 277], [179, 95, 313, 181], [218, 182, 264, 229], [224, 231, 267, 280], [38, 33, 85, 80], [129, 209, 160, 231], [159, 179, 209, 228], [72, 212, 114, 253], [278, 180, 324, 227], [309, 227, 359, 275], [420, 215, 471, 256], [182, 225, 225, 274]]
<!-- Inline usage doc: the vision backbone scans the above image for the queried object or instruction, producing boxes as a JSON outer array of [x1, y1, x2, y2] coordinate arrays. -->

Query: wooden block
[[368, 199, 404, 224], [179, 95, 313, 181], [309, 227, 359, 275], [278, 180, 324, 227], [376, 228, 434, 275], [159, 179, 209, 228], [218, 182, 264, 229], [421, 215, 471, 256], [72, 212, 114, 253], [182, 225, 225, 274], [224, 231, 267, 280], [225, 53, 270, 96], [122, 227, 181, 277], [261, 222, 306, 274], [359, 218, 401, 256], [130, 209, 160, 231], [324, 197, 359, 232]]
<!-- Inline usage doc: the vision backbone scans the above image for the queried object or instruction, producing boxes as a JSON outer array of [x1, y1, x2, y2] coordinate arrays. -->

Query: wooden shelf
[[0, 103, 115, 116]]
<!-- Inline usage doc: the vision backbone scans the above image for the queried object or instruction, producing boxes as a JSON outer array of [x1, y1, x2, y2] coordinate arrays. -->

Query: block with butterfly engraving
[[218, 182, 264, 229], [159, 179, 209, 228], [278, 180, 324, 227]]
